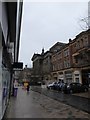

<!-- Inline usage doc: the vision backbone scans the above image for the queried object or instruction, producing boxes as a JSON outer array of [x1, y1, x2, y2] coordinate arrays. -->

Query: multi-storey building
[[52, 44, 72, 81], [42, 51, 52, 81], [51, 29, 90, 85], [0, 1, 23, 119], [31, 29, 90, 86], [50, 42, 66, 81], [71, 29, 90, 85], [31, 42, 66, 83], [18, 65, 33, 84], [31, 50, 43, 82]]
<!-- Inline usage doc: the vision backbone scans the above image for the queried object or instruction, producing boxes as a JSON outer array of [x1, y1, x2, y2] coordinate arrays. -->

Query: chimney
[[25, 65, 27, 68], [69, 38, 72, 43], [41, 48, 44, 55]]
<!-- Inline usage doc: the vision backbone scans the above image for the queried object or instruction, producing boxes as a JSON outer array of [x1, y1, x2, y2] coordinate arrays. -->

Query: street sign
[[12, 62, 23, 70]]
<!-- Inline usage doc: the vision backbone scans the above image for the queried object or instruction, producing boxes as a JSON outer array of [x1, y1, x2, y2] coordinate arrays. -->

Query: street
[[31, 86, 90, 113], [4, 86, 89, 119]]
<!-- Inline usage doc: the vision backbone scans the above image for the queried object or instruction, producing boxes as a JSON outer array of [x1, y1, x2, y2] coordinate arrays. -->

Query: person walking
[[27, 83, 30, 92], [13, 80, 18, 97]]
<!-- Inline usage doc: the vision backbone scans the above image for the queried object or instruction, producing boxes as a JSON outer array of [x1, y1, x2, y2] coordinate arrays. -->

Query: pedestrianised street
[[4, 86, 90, 119]]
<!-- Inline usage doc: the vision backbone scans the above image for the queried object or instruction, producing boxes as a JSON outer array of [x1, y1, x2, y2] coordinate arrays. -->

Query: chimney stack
[[69, 38, 72, 43]]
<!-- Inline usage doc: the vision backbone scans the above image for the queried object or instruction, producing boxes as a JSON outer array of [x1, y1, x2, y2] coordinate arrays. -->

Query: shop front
[[58, 72, 64, 81], [64, 70, 73, 83], [73, 70, 82, 83], [2, 45, 12, 118], [82, 69, 90, 87], [52, 73, 58, 81], [2, 64, 10, 117], [0, 26, 12, 119]]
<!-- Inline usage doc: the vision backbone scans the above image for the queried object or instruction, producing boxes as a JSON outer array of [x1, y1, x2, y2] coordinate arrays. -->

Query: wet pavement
[[73, 92, 90, 98], [31, 86, 90, 114], [4, 87, 90, 119]]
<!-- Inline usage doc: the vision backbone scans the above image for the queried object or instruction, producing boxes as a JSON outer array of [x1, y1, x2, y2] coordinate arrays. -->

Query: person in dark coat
[[27, 83, 30, 92]]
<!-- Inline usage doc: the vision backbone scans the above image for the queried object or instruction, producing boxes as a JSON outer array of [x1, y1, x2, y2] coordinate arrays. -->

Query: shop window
[[75, 78, 79, 83], [2, 62, 10, 115]]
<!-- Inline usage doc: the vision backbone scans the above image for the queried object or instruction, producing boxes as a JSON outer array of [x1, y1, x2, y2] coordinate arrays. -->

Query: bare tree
[[78, 1, 90, 30], [78, 17, 89, 30]]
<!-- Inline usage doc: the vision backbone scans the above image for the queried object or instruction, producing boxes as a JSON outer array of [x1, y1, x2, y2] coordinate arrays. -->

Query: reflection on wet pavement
[[4, 87, 89, 119]]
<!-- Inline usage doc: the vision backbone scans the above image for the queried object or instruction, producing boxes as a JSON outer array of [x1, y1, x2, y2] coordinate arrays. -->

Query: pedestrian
[[27, 83, 30, 92], [13, 80, 18, 97]]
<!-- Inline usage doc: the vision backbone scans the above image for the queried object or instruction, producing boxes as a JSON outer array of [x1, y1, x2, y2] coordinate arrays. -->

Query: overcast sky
[[19, 1, 88, 68]]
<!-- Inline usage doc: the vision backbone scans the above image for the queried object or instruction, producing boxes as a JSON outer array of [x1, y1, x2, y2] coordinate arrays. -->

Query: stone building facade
[[31, 29, 90, 86], [31, 52, 43, 82], [31, 42, 66, 83], [18, 65, 33, 84]]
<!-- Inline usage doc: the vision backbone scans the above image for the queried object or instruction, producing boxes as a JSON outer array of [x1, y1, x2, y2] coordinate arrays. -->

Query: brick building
[[51, 29, 90, 85], [51, 40, 74, 83], [31, 29, 90, 86], [72, 29, 90, 85]]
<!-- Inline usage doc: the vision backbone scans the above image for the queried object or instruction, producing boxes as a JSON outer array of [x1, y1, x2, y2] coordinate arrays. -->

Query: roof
[[50, 42, 66, 51], [69, 29, 90, 45], [31, 53, 41, 61]]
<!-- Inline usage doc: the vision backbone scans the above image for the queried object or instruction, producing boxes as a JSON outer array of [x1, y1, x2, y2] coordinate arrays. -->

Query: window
[[64, 60, 70, 68], [84, 39, 88, 47], [64, 49, 69, 57], [73, 43, 76, 52], [75, 78, 79, 83], [77, 41, 80, 49], [75, 58, 78, 63], [81, 39, 83, 48], [77, 83, 81, 86], [64, 60, 66, 68], [75, 74, 79, 76]]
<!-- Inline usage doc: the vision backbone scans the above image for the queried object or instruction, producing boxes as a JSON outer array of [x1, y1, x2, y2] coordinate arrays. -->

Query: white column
[[79, 70, 82, 84], [88, 1, 90, 29]]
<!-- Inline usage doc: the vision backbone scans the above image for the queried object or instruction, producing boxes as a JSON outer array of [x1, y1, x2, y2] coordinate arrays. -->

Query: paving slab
[[31, 86, 90, 113], [4, 87, 90, 119]]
